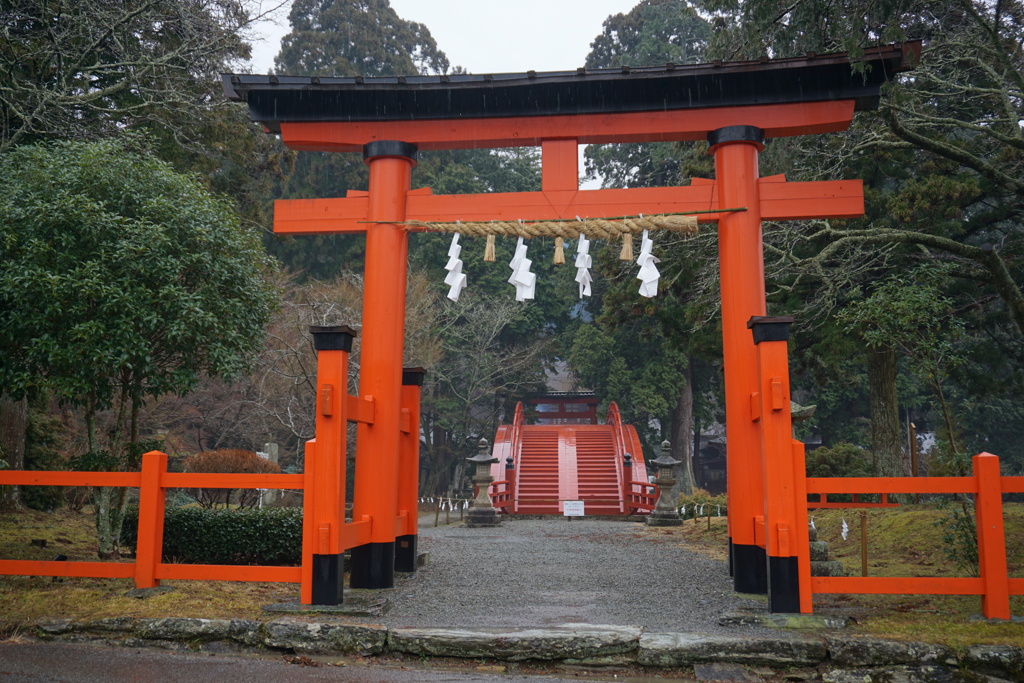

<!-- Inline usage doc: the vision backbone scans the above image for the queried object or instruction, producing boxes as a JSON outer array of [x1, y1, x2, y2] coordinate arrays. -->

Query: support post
[[974, 453, 1010, 620], [134, 450, 167, 589], [621, 452, 633, 511], [350, 140, 417, 589], [710, 125, 768, 594], [302, 325, 355, 605], [395, 367, 425, 573], [749, 316, 808, 613]]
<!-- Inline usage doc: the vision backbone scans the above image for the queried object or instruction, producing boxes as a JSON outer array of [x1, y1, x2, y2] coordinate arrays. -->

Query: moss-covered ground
[[662, 502, 1024, 648], [1, 504, 1022, 648]]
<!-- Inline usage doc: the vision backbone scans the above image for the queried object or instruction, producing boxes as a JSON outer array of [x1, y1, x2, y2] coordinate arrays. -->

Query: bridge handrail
[[606, 402, 655, 513], [487, 402, 526, 512]]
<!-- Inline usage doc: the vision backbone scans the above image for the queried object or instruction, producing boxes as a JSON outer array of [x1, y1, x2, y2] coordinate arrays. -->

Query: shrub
[[181, 449, 281, 509], [934, 499, 979, 576], [806, 442, 876, 503], [677, 488, 727, 519], [805, 442, 874, 478], [121, 506, 301, 565]]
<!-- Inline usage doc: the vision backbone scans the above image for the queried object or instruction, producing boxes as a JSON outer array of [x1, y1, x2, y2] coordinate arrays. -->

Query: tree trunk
[[0, 394, 28, 510], [670, 358, 696, 497], [867, 346, 903, 477]]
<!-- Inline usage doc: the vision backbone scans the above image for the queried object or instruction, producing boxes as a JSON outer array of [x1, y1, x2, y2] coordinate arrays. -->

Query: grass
[[0, 506, 304, 634], [1, 503, 1022, 648], [645, 502, 1024, 647]]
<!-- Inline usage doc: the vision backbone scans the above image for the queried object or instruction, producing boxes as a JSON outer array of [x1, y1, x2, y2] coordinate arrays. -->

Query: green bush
[[121, 506, 302, 565], [805, 442, 874, 478], [805, 442, 876, 503]]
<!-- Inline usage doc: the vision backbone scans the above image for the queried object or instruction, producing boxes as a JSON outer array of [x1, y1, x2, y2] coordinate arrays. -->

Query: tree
[[275, 0, 448, 77], [584, 0, 712, 188], [840, 265, 968, 463], [0, 138, 278, 557], [420, 294, 550, 496], [269, 0, 450, 278], [0, 396, 27, 509], [698, 1, 1024, 336], [687, 0, 1024, 471], [0, 0, 265, 154], [575, 1, 719, 495]]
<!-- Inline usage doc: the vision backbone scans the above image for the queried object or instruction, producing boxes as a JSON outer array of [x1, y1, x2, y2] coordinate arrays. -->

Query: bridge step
[[511, 425, 625, 515]]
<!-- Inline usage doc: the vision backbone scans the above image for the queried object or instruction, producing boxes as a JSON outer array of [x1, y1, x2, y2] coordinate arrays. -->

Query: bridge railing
[[607, 402, 656, 514], [490, 478, 514, 511], [804, 453, 1023, 620]]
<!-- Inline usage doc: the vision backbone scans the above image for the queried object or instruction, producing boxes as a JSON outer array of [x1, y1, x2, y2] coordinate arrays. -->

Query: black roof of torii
[[223, 42, 919, 133]]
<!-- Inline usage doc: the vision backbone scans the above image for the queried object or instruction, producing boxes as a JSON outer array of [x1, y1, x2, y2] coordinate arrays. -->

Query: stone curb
[[31, 617, 1024, 678]]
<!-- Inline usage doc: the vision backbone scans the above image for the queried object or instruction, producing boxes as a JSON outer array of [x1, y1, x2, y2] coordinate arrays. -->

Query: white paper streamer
[[810, 516, 816, 531], [636, 229, 661, 298], [841, 518, 849, 541], [507, 236, 536, 300], [444, 233, 467, 301], [574, 233, 593, 298]]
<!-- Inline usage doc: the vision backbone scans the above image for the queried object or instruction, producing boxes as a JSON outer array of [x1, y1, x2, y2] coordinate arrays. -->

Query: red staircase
[[574, 427, 621, 514], [516, 428, 562, 513], [489, 402, 656, 516]]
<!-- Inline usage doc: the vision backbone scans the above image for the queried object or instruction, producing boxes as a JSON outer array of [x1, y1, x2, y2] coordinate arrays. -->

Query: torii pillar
[[710, 125, 770, 593], [223, 42, 917, 601], [348, 141, 417, 588]]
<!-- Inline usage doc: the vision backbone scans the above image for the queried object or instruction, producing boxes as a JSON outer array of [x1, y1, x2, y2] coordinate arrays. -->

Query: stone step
[[811, 559, 848, 577]]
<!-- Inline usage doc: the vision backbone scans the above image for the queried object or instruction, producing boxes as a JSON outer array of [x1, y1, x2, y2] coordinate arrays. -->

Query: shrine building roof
[[223, 42, 918, 134]]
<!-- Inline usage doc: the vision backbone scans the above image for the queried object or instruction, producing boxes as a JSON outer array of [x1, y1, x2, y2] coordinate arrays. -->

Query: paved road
[[380, 518, 774, 636], [0, 641, 686, 682]]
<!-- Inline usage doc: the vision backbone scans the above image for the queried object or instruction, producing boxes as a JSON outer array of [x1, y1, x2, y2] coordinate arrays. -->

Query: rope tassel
[[484, 234, 496, 262], [619, 233, 633, 261], [554, 237, 565, 265]]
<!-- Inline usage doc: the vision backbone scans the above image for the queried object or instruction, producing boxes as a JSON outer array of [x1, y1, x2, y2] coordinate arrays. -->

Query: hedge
[[121, 506, 302, 566]]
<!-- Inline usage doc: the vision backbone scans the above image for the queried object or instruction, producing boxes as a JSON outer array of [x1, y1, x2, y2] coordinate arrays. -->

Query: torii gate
[[224, 43, 916, 611]]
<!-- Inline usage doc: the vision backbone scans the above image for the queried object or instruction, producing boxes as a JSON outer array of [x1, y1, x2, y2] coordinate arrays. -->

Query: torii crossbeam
[[225, 43, 917, 609]]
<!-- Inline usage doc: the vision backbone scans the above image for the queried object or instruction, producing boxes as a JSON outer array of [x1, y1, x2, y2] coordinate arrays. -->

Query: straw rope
[[400, 213, 700, 240]]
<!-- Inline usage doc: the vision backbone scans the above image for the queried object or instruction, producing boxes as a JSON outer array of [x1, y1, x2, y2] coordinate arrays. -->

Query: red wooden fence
[[805, 453, 1023, 620], [0, 452, 305, 585]]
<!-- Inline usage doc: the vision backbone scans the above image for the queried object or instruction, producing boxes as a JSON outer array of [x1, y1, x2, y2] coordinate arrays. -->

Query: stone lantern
[[646, 440, 682, 527], [465, 437, 500, 527]]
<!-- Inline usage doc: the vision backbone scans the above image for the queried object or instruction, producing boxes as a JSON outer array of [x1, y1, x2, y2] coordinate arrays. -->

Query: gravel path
[[380, 517, 781, 636]]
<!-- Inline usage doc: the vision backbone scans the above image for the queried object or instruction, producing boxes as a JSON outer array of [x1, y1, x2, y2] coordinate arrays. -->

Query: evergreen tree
[[269, 0, 449, 278]]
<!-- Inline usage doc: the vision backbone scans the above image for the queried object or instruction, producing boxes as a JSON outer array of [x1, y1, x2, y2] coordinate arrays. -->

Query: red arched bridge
[[488, 401, 656, 515]]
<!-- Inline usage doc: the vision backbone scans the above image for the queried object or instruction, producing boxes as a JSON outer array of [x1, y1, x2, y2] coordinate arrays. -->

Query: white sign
[[563, 500, 585, 517]]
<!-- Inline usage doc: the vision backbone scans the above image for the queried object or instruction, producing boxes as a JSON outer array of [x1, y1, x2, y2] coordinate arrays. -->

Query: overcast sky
[[247, 1, 638, 75]]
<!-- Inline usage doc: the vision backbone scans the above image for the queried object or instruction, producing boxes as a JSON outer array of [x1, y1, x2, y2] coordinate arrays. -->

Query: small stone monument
[[465, 437, 501, 527], [646, 440, 683, 527]]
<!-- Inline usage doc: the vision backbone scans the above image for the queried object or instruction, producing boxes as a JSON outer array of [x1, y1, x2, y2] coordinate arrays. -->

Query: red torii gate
[[224, 43, 916, 611]]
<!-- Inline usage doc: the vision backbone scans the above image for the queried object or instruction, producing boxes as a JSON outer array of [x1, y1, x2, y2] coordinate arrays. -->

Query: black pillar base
[[728, 537, 734, 577], [349, 542, 395, 589], [394, 534, 418, 573], [768, 555, 800, 613], [732, 543, 768, 594], [311, 553, 344, 606]]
